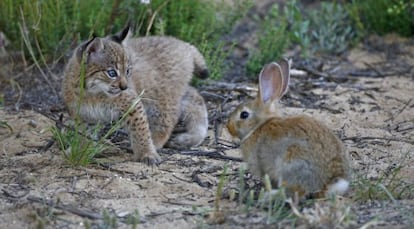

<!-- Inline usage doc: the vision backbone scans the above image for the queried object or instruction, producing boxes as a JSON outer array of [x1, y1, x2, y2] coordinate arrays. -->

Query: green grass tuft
[[352, 166, 414, 202], [0, 0, 250, 82], [352, 151, 414, 202]]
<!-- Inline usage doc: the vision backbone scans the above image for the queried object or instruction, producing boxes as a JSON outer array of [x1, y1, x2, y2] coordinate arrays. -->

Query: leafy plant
[[101, 209, 118, 229], [233, 167, 297, 225], [0, 0, 250, 84], [207, 164, 229, 224], [0, 0, 115, 61], [245, 0, 362, 67], [349, 0, 414, 37], [307, 2, 357, 54], [142, 0, 250, 82], [125, 209, 140, 229], [246, 4, 290, 77], [284, 0, 311, 56]]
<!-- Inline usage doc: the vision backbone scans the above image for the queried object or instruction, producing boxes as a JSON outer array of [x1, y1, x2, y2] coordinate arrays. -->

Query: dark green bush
[[349, 0, 414, 37]]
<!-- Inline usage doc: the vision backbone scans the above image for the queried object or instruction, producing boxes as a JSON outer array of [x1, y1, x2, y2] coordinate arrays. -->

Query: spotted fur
[[62, 27, 209, 165]]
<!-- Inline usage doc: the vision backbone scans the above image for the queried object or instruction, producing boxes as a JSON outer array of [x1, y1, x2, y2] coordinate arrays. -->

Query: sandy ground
[[1, 36, 413, 228], [0, 0, 414, 227]]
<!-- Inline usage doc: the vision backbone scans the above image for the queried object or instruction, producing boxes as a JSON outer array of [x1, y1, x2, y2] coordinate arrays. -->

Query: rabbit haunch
[[227, 59, 351, 198], [62, 26, 209, 165]]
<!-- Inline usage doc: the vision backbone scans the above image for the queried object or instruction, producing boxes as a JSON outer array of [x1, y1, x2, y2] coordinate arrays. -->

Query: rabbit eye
[[106, 69, 118, 79], [240, 111, 249, 119]]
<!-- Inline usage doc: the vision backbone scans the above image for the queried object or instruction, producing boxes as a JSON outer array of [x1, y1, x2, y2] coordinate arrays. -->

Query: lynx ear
[[110, 24, 131, 44], [76, 37, 104, 63]]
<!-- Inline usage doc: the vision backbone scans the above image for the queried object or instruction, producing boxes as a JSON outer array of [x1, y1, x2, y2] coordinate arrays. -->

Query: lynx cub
[[62, 27, 209, 165]]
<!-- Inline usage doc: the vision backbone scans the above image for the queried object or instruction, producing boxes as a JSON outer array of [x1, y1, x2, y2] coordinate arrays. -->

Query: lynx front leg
[[115, 93, 161, 165], [143, 100, 181, 149]]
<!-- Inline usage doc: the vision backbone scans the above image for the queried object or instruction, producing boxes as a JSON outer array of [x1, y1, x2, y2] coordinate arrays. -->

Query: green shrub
[[245, 1, 358, 77], [308, 2, 357, 54], [349, 0, 414, 37], [0, 0, 114, 60], [246, 4, 290, 78], [0, 0, 250, 82]]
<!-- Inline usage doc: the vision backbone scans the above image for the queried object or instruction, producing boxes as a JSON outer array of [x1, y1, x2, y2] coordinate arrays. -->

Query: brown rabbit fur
[[227, 59, 351, 198], [62, 26, 209, 165]]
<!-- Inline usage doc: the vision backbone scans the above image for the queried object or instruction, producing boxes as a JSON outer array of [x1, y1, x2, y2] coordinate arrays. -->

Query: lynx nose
[[119, 78, 128, 90]]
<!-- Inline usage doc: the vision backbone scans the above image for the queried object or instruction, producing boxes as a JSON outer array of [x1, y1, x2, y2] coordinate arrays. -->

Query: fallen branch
[[159, 149, 242, 162], [201, 82, 257, 93], [349, 65, 413, 78], [342, 136, 414, 145], [385, 98, 412, 122], [27, 195, 147, 223], [27, 195, 103, 220], [300, 65, 328, 78]]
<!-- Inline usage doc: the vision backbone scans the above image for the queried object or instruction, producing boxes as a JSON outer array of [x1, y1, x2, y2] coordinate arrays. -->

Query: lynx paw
[[136, 152, 162, 166]]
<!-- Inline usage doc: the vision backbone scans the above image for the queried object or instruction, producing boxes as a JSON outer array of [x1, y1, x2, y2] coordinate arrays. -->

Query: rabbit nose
[[226, 121, 237, 137]]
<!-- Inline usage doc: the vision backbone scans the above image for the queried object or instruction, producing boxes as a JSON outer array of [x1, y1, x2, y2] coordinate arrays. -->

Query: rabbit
[[226, 59, 351, 198]]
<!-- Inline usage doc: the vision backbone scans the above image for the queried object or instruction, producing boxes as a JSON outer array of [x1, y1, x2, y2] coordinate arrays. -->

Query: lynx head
[[75, 26, 131, 96]]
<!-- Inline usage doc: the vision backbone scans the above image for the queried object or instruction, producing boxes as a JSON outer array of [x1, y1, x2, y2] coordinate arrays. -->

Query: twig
[[349, 65, 413, 78], [395, 125, 414, 133], [201, 82, 258, 93], [172, 174, 192, 183], [99, 176, 115, 190], [216, 138, 239, 149], [97, 163, 136, 175], [39, 139, 55, 152], [385, 98, 412, 122], [342, 136, 414, 145], [300, 65, 328, 78], [27, 195, 148, 223], [27, 195, 103, 220], [158, 148, 242, 161], [191, 171, 213, 188], [161, 200, 204, 207], [363, 62, 384, 77], [180, 150, 243, 162], [2, 187, 30, 199]]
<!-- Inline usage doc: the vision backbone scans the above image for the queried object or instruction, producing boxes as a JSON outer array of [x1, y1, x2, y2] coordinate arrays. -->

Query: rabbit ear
[[278, 58, 291, 96], [258, 62, 285, 105]]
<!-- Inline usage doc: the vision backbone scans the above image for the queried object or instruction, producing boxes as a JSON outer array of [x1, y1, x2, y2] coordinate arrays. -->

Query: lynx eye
[[126, 67, 131, 77], [240, 111, 249, 119], [106, 69, 118, 79]]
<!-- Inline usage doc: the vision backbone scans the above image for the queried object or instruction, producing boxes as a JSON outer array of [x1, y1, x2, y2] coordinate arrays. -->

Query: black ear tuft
[[76, 37, 96, 62], [110, 24, 130, 43]]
